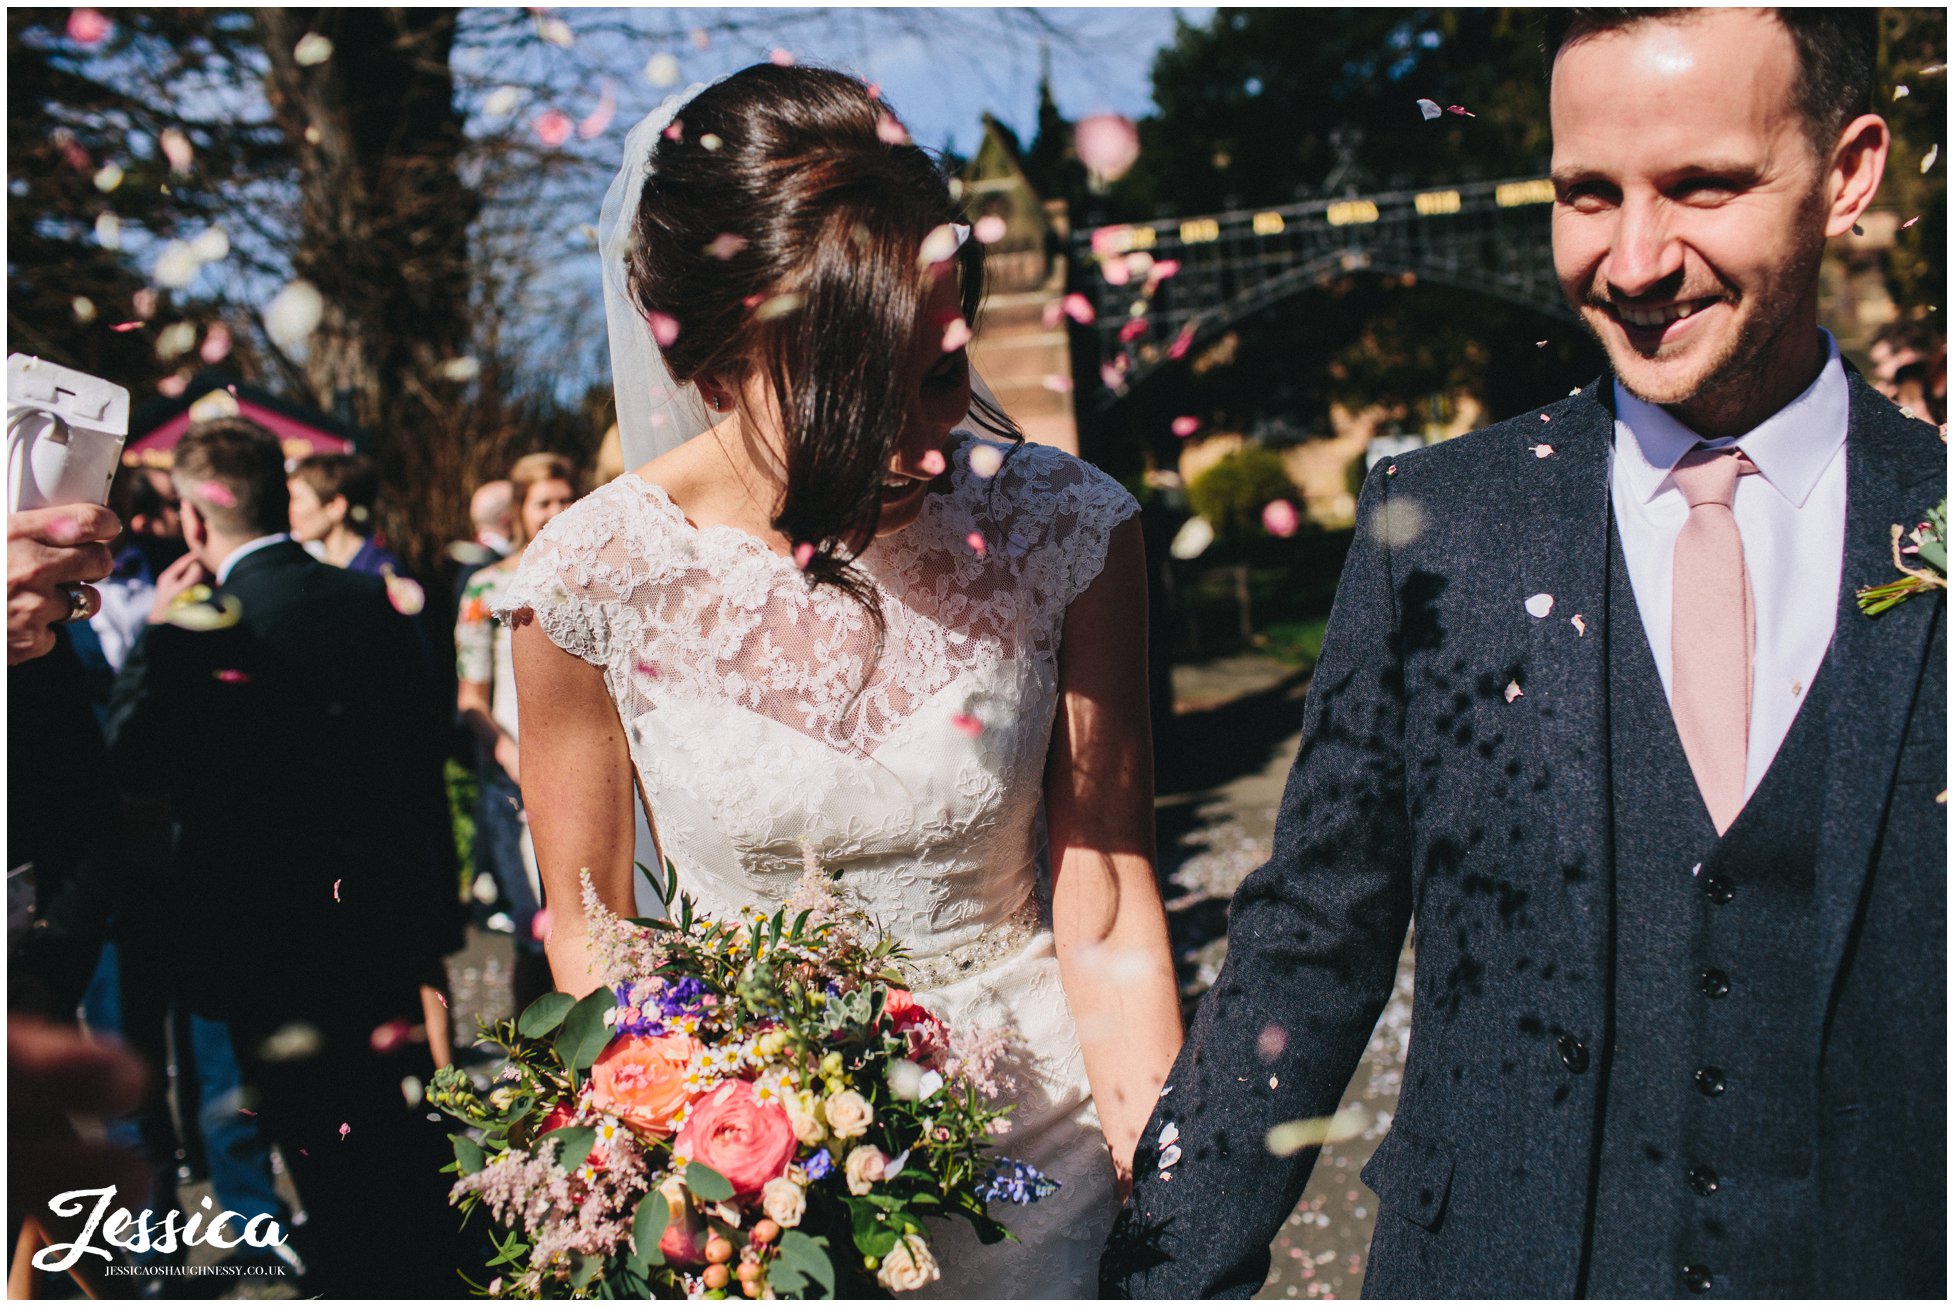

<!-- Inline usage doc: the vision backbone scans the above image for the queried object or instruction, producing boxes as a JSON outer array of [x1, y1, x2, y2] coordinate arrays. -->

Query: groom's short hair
[[172, 416, 290, 538], [1542, 8, 1876, 159]]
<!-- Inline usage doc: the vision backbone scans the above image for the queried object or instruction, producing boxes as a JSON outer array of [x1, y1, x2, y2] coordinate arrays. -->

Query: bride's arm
[[1045, 516, 1185, 1197], [510, 618, 639, 998]]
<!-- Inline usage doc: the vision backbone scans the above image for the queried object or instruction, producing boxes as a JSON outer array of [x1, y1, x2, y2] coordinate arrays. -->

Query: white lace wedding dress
[[500, 432, 1137, 1297]]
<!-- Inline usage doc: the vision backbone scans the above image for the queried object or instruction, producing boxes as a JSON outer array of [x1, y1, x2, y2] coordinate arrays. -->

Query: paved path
[[1160, 653, 1415, 1302]]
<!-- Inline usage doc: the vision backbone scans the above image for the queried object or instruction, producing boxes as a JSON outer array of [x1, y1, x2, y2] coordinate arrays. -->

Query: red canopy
[[123, 382, 356, 468]]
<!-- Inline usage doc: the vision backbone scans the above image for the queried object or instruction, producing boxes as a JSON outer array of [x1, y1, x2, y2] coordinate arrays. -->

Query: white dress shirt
[[216, 532, 293, 585], [1609, 332, 1849, 803]]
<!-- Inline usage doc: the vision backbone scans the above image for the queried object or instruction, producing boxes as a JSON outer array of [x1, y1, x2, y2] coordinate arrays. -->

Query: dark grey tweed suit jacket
[[1102, 372, 1946, 1298]]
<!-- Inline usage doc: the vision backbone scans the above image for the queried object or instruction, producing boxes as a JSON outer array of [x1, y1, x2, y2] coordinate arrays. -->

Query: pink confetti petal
[[1062, 293, 1096, 325], [768, 47, 794, 67], [332, 878, 342, 902], [1041, 301, 1065, 329], [1149, 258, 1182, 282], [973, 214, 1007, 244], [157, 374, 189, 397], [212, 668, 250, 684], [578, 81, 617, 139], [1503, 681, 1523, 703], [197, 480, 237, 508], [1074, 113, 1141, 182], [919, 449, 947, 476], [66, 8, 112, 43], [965, 530, 987, 556], [663, 119, 683, 142], [1171, 416, 1201, 438], [941, 318, 973, 352], [634, 659, 661, 680], [704, 233, 747, 260], [876, 114, 909, 146], [535, 109, 573, 147], [1166, 325, 1196, 360], [159, 128, 193, 175], [1100, 362, 1126, 390], [1101, 258, 1131, 287], [793, 542, 815, 570], [1445, 105, 1476, 117], [950, 713, 984, 737], [646, 311, 679, 346], [133, 288, 157, 319], [530, 907, 552, 944], [200, 322, 232, 364], [1539, 413, 1552, 423], [1531, 443, 1554, 458], [1117, 318, 1148, 343], [110, 321, 143, 333], [338, 1123, 350, 1141], [1041, 373, 1075, 394], [1262, 500, 1301, 538], [1901, 215, 1921, 230], [1416, 99, 1442, 120], [385, 573, 426, 617], [369, 1020, 415, 1054], [1257, 1023, 1288, 1060], [1571, 614, 1587, 637], [1535, 340, 1549, 348]]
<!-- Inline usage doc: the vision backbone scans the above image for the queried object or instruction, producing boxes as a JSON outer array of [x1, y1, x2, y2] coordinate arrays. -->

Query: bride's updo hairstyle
[[627, 63, 1011, 604]]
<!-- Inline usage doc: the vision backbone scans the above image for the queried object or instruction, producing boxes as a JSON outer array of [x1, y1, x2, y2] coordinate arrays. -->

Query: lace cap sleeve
[[494, 483, 643, 668], [984, 441, 1139, 633]]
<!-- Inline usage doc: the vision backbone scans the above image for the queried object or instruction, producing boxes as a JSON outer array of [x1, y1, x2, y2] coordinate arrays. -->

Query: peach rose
[[589, 1033, 703, 1138], [672, 1081, 798, 1197]]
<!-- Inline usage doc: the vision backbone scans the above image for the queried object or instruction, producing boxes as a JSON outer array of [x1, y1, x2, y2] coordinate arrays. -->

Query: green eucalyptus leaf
[[542, 1125, 596, 1170], [631, 1190, 670, 1269], [517, 991, 576, 1039], [450, 1133, 485, 1175], [556, 989, 616, 1073], [771, 1230, 835, 1298], [685, 1162, 735, 1203]]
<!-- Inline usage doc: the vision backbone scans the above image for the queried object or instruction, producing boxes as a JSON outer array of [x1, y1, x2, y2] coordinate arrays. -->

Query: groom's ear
[[1821, 113, 1889, 240]]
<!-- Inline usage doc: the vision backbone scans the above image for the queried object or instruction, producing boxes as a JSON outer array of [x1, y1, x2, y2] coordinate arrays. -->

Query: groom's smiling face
[[1549, 9, 1833, 432]]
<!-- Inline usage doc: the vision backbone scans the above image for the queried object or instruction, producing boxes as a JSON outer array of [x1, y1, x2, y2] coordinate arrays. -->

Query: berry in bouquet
[[429, 854, 1058, 1298]]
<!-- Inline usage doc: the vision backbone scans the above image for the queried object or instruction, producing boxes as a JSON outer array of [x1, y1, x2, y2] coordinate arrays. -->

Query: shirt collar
[[216, 533, 292, 585], [1612, 329, 1848, 508]]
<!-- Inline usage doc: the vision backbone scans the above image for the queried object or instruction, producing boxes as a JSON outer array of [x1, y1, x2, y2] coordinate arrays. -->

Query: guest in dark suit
[[1106, 9, 1943, 1298], [107, 417, 466, 1296]]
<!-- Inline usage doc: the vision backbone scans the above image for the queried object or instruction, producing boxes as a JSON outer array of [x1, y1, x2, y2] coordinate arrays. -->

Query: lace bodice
[[500, 434, 1136, 964]]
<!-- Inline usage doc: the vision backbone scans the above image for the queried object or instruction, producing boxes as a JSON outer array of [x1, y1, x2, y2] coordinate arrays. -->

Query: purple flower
[[804, 1148, 834, 1182], [973, 1157, 1060, 1206]]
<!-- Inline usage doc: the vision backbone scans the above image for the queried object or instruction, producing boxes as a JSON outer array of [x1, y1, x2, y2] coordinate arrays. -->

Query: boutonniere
[[1855, 499, 1946, 616]]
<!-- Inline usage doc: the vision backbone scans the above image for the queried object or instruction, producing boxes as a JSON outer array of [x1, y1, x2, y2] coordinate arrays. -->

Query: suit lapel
[[1518, 382, 1616, 957], [1813, 377, 1944, 1043]]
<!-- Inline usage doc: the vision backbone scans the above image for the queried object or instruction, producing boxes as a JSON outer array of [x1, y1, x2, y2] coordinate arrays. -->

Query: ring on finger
[[56, 583, 99, 624]]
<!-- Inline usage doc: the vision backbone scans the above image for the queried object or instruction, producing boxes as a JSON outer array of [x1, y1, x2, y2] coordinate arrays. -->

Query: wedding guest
[[286, 451, 407, 576], [106, 417, 466, 1296], [83, 465, 186, 676], [1868, 319, 1945, 424], [7, 502, 116, 665], [1109, 9, 1942, 1298], [450, 478, 515, 597], [455, 453, 576, 1008]]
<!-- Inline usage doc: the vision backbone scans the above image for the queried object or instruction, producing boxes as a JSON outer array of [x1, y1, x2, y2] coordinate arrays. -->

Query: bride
[[499, 62, 1182, 1294]]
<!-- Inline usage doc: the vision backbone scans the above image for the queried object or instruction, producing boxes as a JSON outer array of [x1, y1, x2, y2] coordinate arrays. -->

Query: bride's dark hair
[[625, 62, 1015, 613]]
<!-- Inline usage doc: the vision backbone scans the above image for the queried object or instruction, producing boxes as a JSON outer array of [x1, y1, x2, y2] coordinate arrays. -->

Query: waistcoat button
[[1687, 1164, 1719, 1196], [1556, 1033, 1588, 1073], [1683, 1265, 1713, 1294], [1694, 1065, 1726, 1096], [1704, 876, 1735, 904], [1698, 967, 1730, 999]]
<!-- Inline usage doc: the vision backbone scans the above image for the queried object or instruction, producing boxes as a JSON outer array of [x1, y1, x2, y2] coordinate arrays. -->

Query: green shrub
[[1187, 445, 1297, 539]]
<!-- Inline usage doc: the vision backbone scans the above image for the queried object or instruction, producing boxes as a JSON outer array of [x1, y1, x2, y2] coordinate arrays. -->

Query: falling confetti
[[1530, 443, 1554, 458], [1262, 500, 1301, 538], [1061, 293, 1096, 325], [197, 480, 238, 508], [1446, 104, 1476, 117], [647, 311, 680, 346], [1540, 413, 1552, 423], [1895, 85, 1911, 99], [530, 908, 552, 944], [338, 1122, 351, 1141], [95, 212, 120, 250], [941, 318, 973, 352], [265, 280, 324, 351], [1416, 99, 1442, 120], [1117, 318, 1147, 342], [1169, 515, 1215, 560], [1901, 215, 1921, 230], [973, 214, 1007, 244], [965, 530, 987, 556], [370, 1020, 415, 1054], [1525, 593, 1555, 618], [154, 242, 200, 290], [1923, 144, 1939, 174], [1166, 325, 1197, 360], [917, 223, 962, 268], [332, 878, 342, 902], [1102, 258, 1131, 288], [190, 226, 229, 263], [1258, 1024, 1288, 1060], [968, 443, 1004, 478], [699, 133, 722, 151], [644, 52, 680, 87], [1074, 113, 1141, 181], [537, 15, 573, 47], [950, 713, 984, 737], [293, 32, 333, 65], [212, 668, 249, 684], [1504, 680, 1524, 703], [919, 449, 947, 476], [579, 81, 617, 138], [793, 542, 815, 570], [704, 233, 748, 260], [484, 86, 520, 117], [159, 128, 193, 175], [1041, 374, 1075, 394], [1099, 362, 1126, 390], [690, 27, 710, 50], [71, 297, 96, 324], [439, 356, 480, 381], [155, 322, 196, 361], [386, 573, 426, 616], [92, 162, 123, 193], [535, 109, 573, 147], [1171, 416, 1201, 438], [876, 114, 909, 146], [66, 8, 112, 44], [1571, 614, 1587, 637], [753, 293, 802, 321], [1265, 1106, 1367, 1157], [1535, 339, 1548, 348]]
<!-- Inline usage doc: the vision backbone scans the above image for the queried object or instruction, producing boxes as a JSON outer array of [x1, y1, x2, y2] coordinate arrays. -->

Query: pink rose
[[673, 1081, 798, 1196], [653, 1178, 709, 1266], [590, 1033, 703, 1139]]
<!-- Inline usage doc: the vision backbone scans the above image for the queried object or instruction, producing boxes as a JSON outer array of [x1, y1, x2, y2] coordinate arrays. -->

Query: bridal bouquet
[[428, 857, 1056, 1299]]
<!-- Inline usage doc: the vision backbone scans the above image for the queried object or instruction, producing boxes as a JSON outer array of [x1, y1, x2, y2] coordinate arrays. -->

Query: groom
[[1106, 8, 1943, 1298]]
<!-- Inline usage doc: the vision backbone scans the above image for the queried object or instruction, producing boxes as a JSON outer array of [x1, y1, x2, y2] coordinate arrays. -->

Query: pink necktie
[[1669, 446, 1759, 836]]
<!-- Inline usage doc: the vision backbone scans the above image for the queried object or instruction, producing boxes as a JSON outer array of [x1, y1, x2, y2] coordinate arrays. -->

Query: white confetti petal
[[917, 223, 961, 269], [967, 443, 1005, 479], [1525, 593, 1555, 619], [1157, 1121, 1180, 1148], [190, 226, 229, 263], [484, 86, 520, 118], [1169, 515, 1215, 560], [154, 241, 201, 289], [1416, 98, 1443, 121], [293, 33, 333, 66], [92, 162, 123, 193], [1504, 680, 1524, 703], [1157, 1143, 1183, 1169], [1265, 1106, 1368, 1158], [439, 356, 480, 381], [538, 15, 573, 48], [1922, 144, 1939, 174], [265, 280, 325, 351], [644, 52, 680, 87], [155, 321, 197, 360], [1571, 614, 1587, 637], [1531, 443, 1554, 458], [97, 213, 122, 255]]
